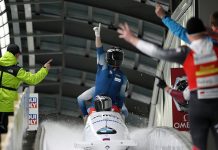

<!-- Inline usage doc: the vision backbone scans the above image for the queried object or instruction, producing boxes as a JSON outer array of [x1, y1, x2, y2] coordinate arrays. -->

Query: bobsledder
[[75, 95, 137, 150]]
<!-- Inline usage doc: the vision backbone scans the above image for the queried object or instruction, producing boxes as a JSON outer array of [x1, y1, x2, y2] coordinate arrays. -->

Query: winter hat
[[7, 44, 21, 55], [186, 17, 206, 35]]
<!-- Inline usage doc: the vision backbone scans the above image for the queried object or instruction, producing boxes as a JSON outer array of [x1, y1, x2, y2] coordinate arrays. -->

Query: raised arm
[[93, 23, 106, 66], [155, 4, 190, 44], [93, 23, 102, 48], [117, 23, 188, 64], [17, 59, 52, 85]]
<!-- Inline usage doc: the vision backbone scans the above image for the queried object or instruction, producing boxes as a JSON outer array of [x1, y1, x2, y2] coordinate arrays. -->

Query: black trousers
[[189, 91, 218, 150], [0, 112, 14, 134]]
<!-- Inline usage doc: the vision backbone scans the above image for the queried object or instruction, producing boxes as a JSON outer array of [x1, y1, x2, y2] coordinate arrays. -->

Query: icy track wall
[[130, 127, 192, 150], [35, 120, 192, 150], [35, 120, 84, 150]]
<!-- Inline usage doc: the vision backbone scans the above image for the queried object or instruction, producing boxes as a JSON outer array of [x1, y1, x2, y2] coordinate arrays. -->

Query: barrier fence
[[1, 88, 30, 150]]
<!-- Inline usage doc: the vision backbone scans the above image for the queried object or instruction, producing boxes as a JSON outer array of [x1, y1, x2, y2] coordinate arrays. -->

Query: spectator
[[155, 4, 218, 43], [118, 17, 218, 150], [0, 44, 52, 134], [210, 11, 218, 33]]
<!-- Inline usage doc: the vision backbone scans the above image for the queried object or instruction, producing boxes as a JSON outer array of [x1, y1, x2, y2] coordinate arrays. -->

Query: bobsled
[[75, 95, 137, 150]]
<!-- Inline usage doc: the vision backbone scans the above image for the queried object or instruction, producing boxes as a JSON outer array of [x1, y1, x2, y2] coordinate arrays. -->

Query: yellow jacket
[[0, 51, 48, 112]]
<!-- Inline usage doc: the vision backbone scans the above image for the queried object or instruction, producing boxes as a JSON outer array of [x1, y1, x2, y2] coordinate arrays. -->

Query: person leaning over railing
[[0, 44, 52, 134]]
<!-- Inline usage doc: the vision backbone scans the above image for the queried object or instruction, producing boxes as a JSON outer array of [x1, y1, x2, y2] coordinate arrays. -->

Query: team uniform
[[136, 36, 218, 150], [77, 46, 128, 117], [77, 86, 128, 117]]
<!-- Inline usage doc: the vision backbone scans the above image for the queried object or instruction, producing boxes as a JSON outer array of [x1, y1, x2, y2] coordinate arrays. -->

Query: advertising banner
[[171, 68, 189, 131], [28, 93, 38, 131]]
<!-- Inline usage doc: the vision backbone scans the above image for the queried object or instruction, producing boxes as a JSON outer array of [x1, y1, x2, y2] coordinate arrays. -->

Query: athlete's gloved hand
[[93, 23, 101, 37], [156, 76, 167, 89], [179, 45, 190, 51]]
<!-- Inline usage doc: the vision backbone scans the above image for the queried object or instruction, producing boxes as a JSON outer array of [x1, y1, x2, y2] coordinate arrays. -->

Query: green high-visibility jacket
[[0, 51, 48, 112]]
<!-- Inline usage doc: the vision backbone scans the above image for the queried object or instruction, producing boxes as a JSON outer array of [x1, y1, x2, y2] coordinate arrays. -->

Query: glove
[[179, 45, 190, 51], [93, 23, 101, 37], [155, 76, 167, 89]]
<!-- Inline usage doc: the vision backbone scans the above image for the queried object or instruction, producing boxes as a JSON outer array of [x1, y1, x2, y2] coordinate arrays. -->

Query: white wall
[[153, 0, 195, 127]]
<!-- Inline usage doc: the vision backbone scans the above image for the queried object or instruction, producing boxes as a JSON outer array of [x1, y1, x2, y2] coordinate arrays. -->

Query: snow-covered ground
[[36, 119, 191, 150]]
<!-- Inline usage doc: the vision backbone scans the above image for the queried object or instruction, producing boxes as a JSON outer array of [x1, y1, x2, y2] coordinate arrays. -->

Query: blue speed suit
[[77, 46, 128, 116], [77, 86, 128, 117]]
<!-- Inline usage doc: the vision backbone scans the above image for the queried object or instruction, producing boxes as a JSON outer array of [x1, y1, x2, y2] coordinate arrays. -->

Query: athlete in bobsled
[[77, 86, 129, 122], [77, 23, 129, 122], [75, 95, 136, 150], [75, 24, 136, 149]]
